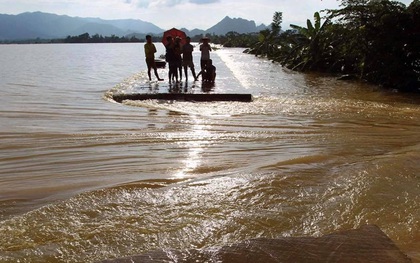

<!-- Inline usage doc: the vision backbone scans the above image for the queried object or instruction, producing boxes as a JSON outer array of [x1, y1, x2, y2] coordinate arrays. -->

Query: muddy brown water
[[0, 44, 419, 262]]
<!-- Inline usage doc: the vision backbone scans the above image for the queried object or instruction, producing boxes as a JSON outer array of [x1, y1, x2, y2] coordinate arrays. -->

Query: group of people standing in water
[[144, 34, 216, 83]]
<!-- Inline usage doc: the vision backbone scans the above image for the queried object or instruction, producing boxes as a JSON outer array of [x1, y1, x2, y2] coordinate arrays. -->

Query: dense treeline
[[0, 32, 257, 45], [63, 33, 141, 43], [0, 33, 142, 44], [243, 0, 420, 92]]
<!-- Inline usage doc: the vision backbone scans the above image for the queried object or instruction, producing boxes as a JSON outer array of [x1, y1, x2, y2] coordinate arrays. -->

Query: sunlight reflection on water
[[173, 116, 211, 178], [0, 44, 419, 263]]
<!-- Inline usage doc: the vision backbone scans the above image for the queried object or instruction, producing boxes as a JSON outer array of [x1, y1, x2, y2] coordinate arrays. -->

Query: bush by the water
[[242, 0, 420, 92]]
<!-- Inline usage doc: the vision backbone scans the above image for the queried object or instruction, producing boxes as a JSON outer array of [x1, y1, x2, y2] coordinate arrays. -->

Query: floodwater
[[0, 43, 419, 262]]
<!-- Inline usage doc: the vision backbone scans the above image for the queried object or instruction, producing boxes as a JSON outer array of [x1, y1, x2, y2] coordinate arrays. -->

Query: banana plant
[[288, 12, 332, 70]]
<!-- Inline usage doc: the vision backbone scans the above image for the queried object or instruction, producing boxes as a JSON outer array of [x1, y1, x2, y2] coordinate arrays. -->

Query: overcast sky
[[0, 0, 414, 30]]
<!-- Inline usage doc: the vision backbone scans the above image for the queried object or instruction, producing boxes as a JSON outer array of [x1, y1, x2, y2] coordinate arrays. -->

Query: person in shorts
[[199, 37, 212, 71], [182, 37, 197, 81], [174, 37, 183, 81], [144, 35, 163, 81], [165, 36, 179, 83]]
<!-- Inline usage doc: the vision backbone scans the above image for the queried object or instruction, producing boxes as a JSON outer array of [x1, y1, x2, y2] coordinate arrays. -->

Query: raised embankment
[[112, 93, 253, 103]]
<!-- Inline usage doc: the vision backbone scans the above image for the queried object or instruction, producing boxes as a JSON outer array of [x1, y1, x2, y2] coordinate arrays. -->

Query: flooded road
[[0, 44, 419, 262]]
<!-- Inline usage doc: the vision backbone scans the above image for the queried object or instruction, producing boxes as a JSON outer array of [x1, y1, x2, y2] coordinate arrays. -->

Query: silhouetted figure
[[165, 36, 178, 83], [174, 37, 183, 81], [199, 37, 212, 71], [182, 36, 197, 82], [144, 35, 163, 81], [197, 59, 216, 83]]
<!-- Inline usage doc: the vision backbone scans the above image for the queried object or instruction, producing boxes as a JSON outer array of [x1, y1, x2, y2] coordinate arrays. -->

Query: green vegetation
[[0, 33, 142, 44], [242, 0, 420, 92], [63, 33, 141, 43]]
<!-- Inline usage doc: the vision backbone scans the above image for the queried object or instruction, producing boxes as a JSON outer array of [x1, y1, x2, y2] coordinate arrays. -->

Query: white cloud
[[189, 0, 220, 4], [133, 0, 151, 8], [128, 0, 219, 9], [130, 0, 184, 8]]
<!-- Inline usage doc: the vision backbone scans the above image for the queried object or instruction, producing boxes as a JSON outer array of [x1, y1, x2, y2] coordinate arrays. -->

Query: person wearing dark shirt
[[182, 37, 197, 81], [199, 37, 212, 71], [196, 59, 216, 83], [173, 37, 183, 81], [165, 36, 178, 83]]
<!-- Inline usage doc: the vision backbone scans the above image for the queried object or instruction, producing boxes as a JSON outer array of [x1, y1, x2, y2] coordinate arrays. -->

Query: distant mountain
[[179, 17, 267, 37], [205, 16, 267, 35], [0, 11, 164, 40], [256, 24, 269, 32], [0, 12, 268, 41], [189, 28, 206, 36]]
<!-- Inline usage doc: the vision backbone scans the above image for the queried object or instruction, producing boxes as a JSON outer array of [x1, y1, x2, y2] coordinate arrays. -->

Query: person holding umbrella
[[144, 35, 164, 81], [162, 28, 187, 83]]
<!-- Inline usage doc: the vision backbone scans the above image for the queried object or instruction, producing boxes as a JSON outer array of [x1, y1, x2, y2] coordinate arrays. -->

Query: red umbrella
[[161, 28, 187, 46]]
